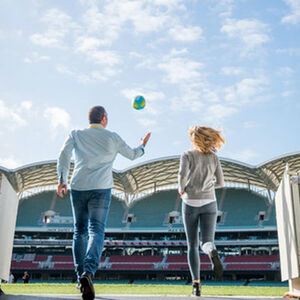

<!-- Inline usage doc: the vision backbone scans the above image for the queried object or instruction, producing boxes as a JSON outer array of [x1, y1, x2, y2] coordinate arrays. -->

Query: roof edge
[[0, 151, 299, 174]]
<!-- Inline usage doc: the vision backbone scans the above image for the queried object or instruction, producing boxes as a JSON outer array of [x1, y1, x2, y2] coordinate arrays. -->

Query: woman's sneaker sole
[[209, 249, 223, 280]]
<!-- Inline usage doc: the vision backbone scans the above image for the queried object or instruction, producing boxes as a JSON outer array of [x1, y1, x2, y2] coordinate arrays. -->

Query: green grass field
[[1, 283, 288, 296]]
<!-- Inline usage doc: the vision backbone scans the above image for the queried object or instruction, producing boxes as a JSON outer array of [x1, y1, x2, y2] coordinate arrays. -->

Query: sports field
[[0, 283, 288, 297]]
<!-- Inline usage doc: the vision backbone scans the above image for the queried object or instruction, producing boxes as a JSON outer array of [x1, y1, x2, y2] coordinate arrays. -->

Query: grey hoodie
[[178, 149, 224, 200]]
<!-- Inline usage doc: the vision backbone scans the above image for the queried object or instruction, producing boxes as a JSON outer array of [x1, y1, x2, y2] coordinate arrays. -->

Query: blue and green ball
[[132, 95, 146, 110]]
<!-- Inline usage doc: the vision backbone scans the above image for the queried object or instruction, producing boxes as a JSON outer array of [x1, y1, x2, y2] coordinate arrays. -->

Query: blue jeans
[[70, 189, 111, 281], [182, 201, 217, 281]]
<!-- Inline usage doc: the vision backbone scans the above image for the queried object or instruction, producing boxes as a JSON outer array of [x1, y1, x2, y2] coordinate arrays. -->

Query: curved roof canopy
[[1, 152, 300, 200]]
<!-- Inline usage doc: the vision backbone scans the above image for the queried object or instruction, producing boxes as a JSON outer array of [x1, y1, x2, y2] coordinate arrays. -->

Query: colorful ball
[[132, 95, 146, 110]]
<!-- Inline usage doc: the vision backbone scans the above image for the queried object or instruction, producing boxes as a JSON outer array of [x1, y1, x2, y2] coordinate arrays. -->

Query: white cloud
[[81, 0, 170, 44], [158, 56, 204, 84], [89, 50, 121, 66], [75, 36, 110, 52], [169, 25, 203, 42], [0, 100, 27, 127], [224, 77, 268, 105], [221, 67, 243, 75], [282, 0, 300, 24], [56, 64, 90, 83], [221, 18, 270, 53], [147, 0, 185, 10], [208, 0, 235, 19], [91, 68, 119, 80], [20, 101, 33, 110], [105, 1, 168, 33], [203, 104, 237, 123], [23, 52, 50, 64], [56, 64, 117, 82], [30, 9, 79, 48], [74, 36, 121, 67], [44, 107, 71, 130], [30, 32, 64, 48], [0, 156, 22, 169]]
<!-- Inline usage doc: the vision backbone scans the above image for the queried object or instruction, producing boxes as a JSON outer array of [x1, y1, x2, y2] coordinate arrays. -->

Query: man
[[8, 272, 14, 283], [22, 271, 30, 284], [57, 106, 151, 300]]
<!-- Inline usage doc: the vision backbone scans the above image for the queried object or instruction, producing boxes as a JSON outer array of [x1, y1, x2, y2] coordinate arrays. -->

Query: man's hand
[[179, 190, 185, 196], [142, 132, 151, 147], [57, 183, 67, 198]]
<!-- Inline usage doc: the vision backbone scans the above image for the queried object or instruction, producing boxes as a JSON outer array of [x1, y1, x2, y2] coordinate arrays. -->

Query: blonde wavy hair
[[188, 126, 225, 154]]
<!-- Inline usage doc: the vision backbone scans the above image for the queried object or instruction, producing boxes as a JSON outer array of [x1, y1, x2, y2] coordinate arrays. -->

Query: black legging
[[182, 201, 217, 280]]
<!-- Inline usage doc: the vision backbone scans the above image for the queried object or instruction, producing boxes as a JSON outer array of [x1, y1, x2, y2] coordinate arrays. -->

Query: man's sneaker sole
[[80, 275, 95, 300], [210, 249, 223, 279]]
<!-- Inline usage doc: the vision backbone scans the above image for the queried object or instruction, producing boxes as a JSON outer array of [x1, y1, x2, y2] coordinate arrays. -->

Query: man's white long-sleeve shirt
[[57, 124, 144, 191]]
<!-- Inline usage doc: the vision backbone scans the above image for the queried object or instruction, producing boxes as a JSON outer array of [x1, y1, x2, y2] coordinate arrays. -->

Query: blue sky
[[0, 0, 299, 171]]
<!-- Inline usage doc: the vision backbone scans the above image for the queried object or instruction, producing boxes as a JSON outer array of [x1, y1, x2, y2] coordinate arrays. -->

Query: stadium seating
[[109, 255, 163, 263], [128, 190, 179, 228], [165, 255, 211, 271], [106, 197, 126, 228], [34, 255, 48, 262], [10, 254, 280, 273], [262, 204, 277, 227], [223, 255, 279, 263], [225, 263, 271, 270], [217, 189, 271, 227], [110, 264, 155, 270], [16, 192, 125, 229], [51, 255, 73, 262], [11, 261, 39, 269], [16, 188, 275, 230], [16, 191, 72, 227]]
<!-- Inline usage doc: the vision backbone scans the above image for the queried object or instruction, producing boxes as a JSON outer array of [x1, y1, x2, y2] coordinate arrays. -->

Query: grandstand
[[1, 152, 300, 282]]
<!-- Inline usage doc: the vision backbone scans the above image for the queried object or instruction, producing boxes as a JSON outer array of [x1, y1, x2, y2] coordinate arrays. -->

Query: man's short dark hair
[[88, 106, 106, 124]]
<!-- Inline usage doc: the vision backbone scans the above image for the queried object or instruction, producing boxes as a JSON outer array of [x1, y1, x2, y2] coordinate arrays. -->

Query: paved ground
[[0, 295, 284, 300]]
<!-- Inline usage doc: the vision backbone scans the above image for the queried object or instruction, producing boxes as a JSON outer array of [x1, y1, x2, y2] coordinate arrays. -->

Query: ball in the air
[[132, 95, 146, 110]]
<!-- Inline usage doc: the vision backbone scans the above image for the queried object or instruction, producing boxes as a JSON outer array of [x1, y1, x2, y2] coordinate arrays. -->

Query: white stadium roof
[[0, 152, 300, 201]]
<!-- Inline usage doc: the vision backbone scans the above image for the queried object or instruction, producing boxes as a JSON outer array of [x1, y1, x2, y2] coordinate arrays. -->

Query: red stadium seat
[[225, 263, 271, 270], [34, 255, 48, 262], [53, 263, 74, 270], [109, 255, 163, 263], [224, 255, 279, 263], [110, 263, 154, 270], [51, 256, 73, 262], [11, 261, 39, 269], [167, 263, 189, 270]]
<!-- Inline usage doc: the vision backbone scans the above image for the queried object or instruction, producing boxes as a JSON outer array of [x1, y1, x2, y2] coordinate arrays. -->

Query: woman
[[178, 126, 225, 297]]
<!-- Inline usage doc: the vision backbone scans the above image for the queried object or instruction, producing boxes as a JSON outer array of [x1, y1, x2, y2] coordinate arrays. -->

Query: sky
[[0, 0, 299, 171]]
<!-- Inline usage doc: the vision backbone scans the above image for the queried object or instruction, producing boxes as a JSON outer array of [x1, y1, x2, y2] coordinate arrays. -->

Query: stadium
[[1, 152, 300, 285]]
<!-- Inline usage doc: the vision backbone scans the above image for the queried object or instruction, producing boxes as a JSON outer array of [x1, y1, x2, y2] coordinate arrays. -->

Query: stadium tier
[[216, 189, 275, 228], [15, 188, 276, 230], [3, 153, 299, 281], [10, 254, 280, 273]]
